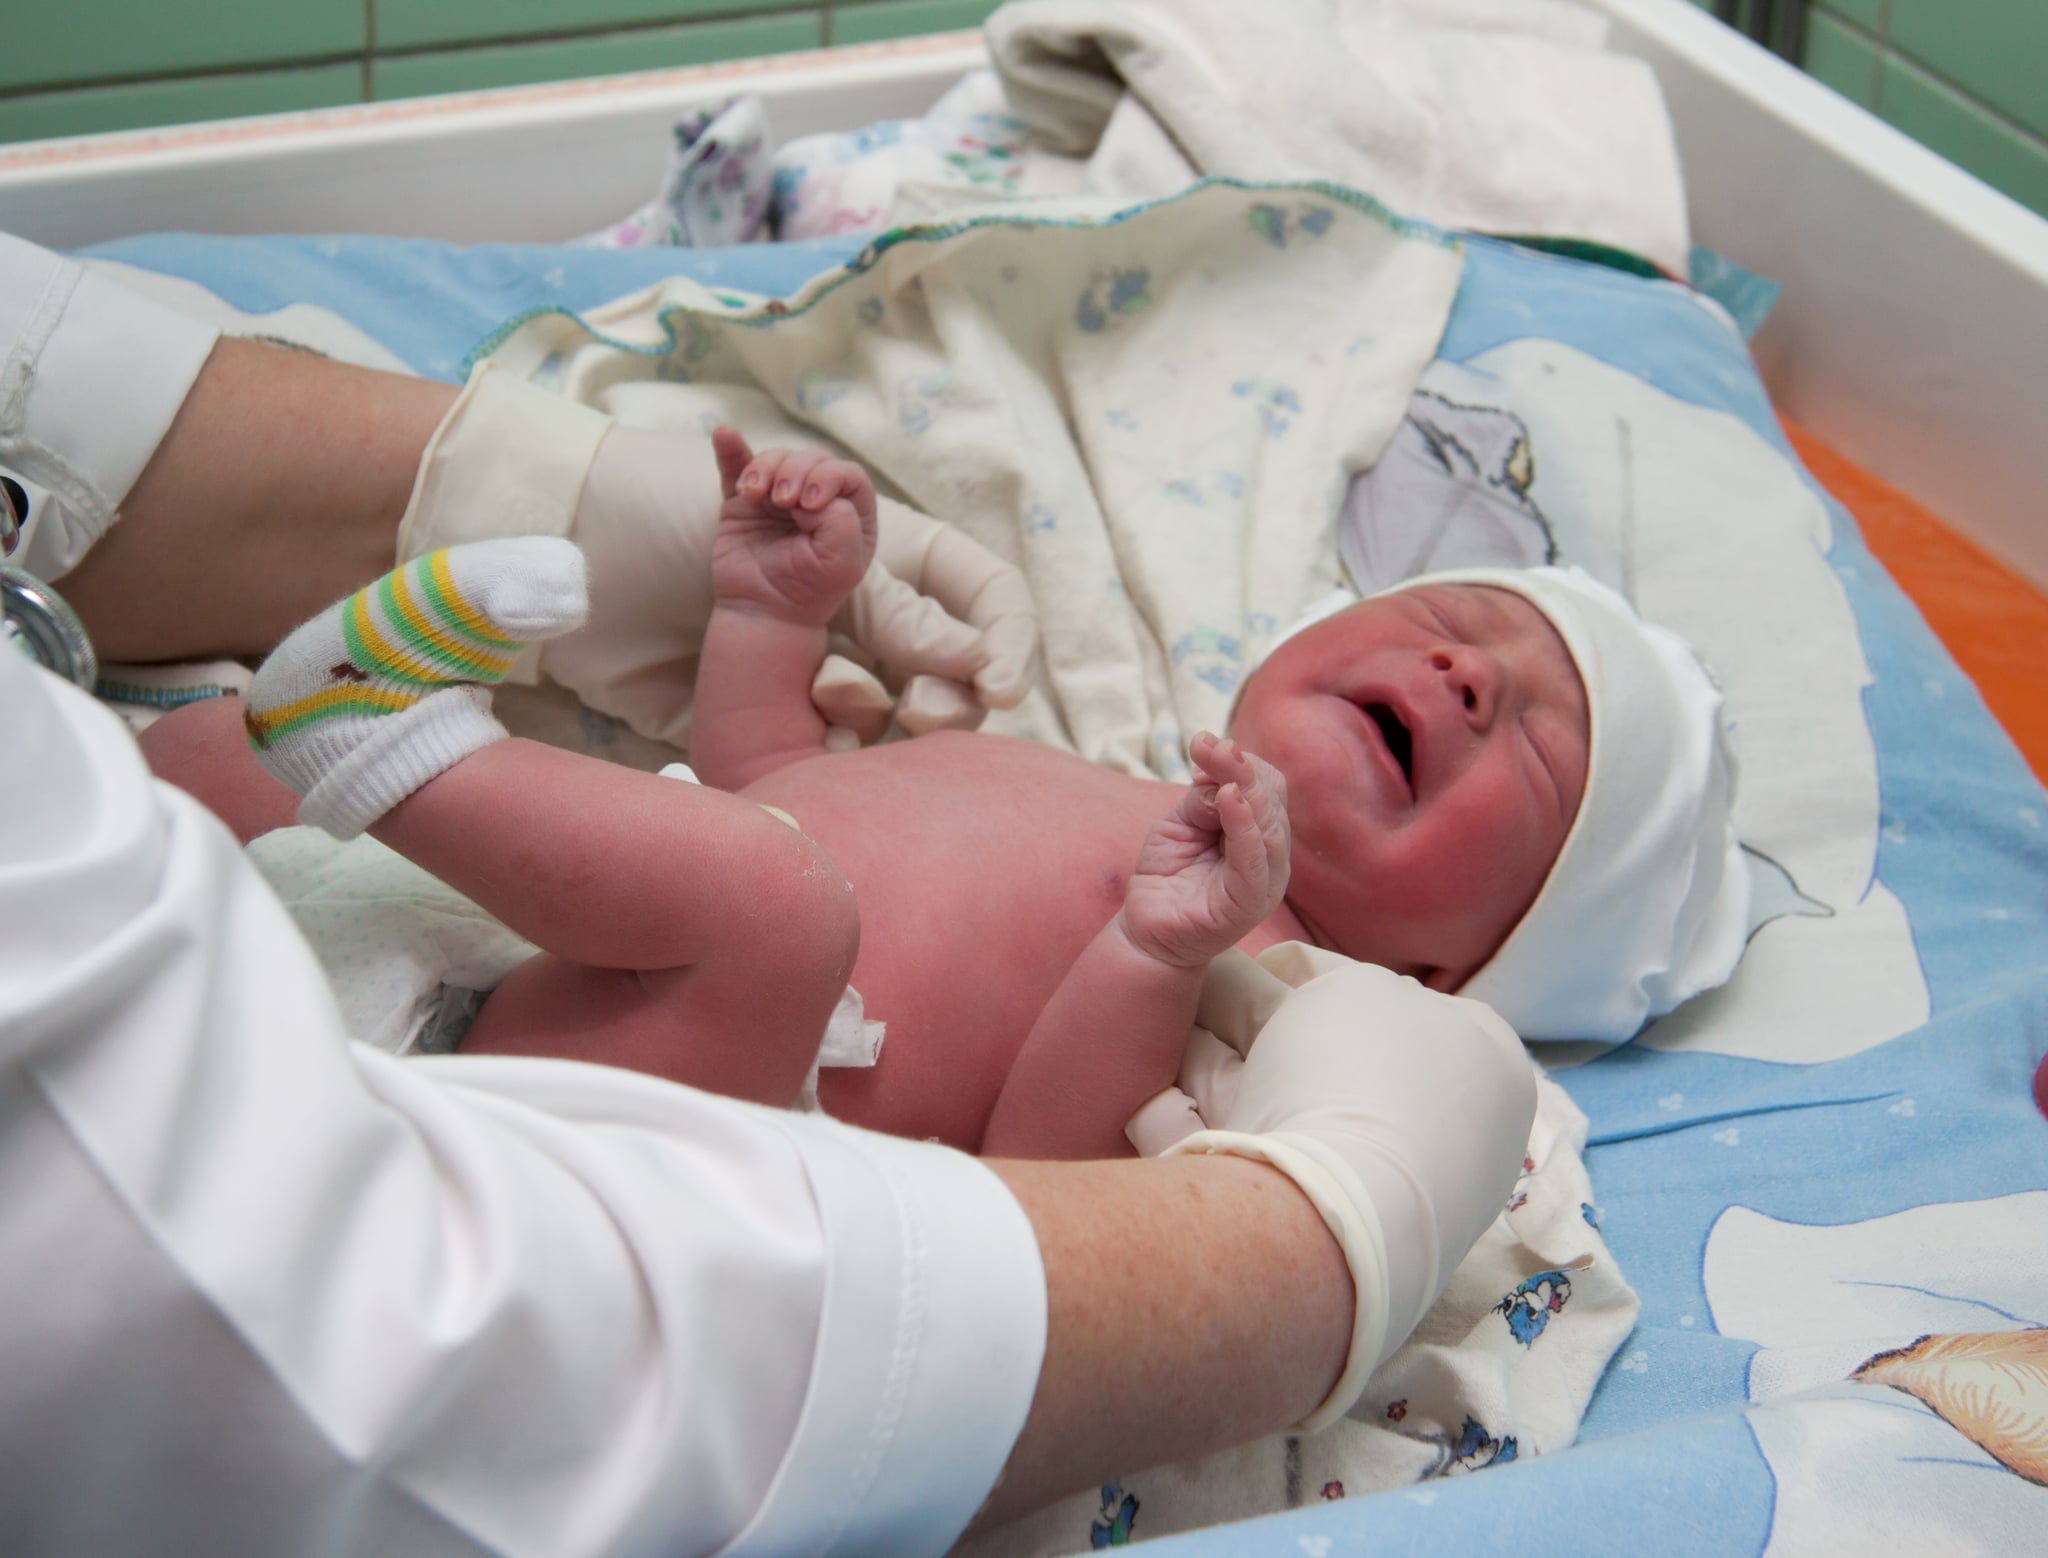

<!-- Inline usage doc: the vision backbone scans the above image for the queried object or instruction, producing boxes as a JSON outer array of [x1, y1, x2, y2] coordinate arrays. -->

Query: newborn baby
[[148, 432, 1745, 1159]]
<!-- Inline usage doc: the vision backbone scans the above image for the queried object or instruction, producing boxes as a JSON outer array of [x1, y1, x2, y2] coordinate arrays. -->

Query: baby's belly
[[743, 734, 1176, 1150]]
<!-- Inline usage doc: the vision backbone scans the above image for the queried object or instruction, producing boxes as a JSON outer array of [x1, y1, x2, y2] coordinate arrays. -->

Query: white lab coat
[[0, 233, 1046, 1555]]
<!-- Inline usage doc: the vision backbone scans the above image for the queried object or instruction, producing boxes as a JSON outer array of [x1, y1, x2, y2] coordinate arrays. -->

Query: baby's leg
[[141, 696, 302, 844], [380, 739, 855, 1105], [243, 537, 855, 1104]]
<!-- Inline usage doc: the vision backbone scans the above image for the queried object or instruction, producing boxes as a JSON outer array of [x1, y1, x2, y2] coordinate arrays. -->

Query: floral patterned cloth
[[578, 95, 774, 250]]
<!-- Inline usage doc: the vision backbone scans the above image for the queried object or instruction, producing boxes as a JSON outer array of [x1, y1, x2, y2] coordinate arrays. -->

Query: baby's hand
[[1120, 732, 1292, 969], [711, 425, 879, 625]]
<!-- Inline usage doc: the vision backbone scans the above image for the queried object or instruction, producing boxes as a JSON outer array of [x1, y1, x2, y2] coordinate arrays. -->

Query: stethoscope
[[1, 473, 98, 690]]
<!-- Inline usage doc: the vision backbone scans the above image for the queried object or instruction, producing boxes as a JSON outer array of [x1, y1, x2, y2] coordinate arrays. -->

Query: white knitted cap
[[1375, 565, 1749, 1043]]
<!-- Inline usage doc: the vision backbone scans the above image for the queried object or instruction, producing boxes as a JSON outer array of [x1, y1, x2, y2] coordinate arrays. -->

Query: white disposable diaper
[[248, 827, 539, 1056]]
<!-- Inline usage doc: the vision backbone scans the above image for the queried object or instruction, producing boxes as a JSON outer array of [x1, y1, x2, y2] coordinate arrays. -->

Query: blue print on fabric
[[1496, 1269, 1576, 1346], [1450, 1417, 1520, 1473], [1231, 379, 1301, 437], [1171, 627, 1244, 694], [1247, 201, 1336, 248], [1076, 268, 1152, 332], [796, 371, 852, 413], [842, 121, 907, 159], [896, 371, 957, 437], [1091, 1481, 1139, 1547], [770, 164, 808, 209]]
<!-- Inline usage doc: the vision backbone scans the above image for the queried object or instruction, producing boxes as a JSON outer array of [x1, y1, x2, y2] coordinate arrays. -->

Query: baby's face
[[1228, 584, 1590, 990]]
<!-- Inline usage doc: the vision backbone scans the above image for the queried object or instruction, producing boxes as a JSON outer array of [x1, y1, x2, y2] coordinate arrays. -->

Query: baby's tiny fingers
[[1195, 732, 1254, 788], [737, 449, 791, 500], [807, 497, 869, 554], [770, 449, 831, 506], [1215, 783, 1271, 896], [802, 459, 867, 511], [712, 425, 755, 498], [1235, 750, 1286, 813], [1237, 753, 1292, 888]]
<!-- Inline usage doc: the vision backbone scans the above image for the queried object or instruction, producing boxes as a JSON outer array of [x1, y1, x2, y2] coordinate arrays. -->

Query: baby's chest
[[786, 768, 1136, 940]]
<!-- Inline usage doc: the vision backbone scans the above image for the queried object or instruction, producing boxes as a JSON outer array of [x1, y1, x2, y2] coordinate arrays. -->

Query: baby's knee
[[749, 811, 862, 992]]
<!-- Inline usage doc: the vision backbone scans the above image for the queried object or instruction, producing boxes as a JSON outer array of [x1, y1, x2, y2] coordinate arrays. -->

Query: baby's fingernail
[[802, 483, 823, 506]]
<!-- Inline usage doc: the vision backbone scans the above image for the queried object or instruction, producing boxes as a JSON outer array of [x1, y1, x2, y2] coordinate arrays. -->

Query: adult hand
[[1165, 960, 1535, 1430], [397, 363, 1037, 748]]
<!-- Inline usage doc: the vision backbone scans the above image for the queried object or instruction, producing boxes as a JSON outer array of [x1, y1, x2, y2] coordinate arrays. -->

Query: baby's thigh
[[463, 952, 814, 1108], [138, 695, 301, 843]]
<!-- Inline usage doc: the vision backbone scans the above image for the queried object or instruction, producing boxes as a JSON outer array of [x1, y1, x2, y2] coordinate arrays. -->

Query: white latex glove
[[396, 361, 1037, 749], [1165, 959, 1536, 1432]]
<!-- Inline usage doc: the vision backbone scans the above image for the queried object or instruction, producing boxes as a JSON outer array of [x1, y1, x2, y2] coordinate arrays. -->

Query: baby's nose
[[1429, 644, 1500, 728]]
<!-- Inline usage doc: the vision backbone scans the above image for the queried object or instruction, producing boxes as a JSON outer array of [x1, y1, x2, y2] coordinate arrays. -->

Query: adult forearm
[[972, 1153, 1351, 1531], [60, 337, 457, 662]]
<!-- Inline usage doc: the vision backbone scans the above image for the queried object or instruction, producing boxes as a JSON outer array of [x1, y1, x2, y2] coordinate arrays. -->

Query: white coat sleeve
[[0, 229, 219, 576], [0, 644, 1046, 1557]]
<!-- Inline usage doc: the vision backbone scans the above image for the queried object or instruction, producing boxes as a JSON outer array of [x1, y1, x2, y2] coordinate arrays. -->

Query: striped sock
[[246, 537, 587, 838]]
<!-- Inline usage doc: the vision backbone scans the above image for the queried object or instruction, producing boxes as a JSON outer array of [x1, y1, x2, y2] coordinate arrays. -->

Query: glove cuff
[[396, 361, 614, 684], [1163, 1127, 1392, 1432]]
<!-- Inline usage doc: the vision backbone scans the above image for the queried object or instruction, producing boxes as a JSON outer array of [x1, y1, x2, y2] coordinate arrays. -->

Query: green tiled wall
[[1690, 0, 2048, 220], [1, 0, 362, 94], [370, 15, 822, 102], [1804, 1, 2048, 218], [0, 0, 999, 147]]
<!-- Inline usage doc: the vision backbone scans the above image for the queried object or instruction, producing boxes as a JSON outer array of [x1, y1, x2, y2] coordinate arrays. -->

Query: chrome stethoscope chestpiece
[[1, 477, 98, 691]]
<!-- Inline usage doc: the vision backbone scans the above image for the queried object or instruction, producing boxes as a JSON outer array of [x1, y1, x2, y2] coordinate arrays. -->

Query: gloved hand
[[1165, 958, 1535, 1431], [396, 361, 1037, 749]]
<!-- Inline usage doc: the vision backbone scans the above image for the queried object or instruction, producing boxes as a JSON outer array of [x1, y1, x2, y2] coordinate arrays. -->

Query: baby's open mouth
[[1364, 702, 1414, 785]]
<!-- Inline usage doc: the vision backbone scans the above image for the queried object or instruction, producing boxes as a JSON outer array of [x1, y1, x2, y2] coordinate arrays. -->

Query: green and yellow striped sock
[[246, 537, 587, 838]]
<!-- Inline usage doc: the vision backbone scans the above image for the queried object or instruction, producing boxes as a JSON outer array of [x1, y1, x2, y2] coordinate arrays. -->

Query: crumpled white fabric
[[479, 179, 1464, 781], [986, 0, 1691, 274]]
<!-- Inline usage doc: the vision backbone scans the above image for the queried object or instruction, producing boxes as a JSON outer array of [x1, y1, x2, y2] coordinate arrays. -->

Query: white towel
[[988, 0, 1692, 275]]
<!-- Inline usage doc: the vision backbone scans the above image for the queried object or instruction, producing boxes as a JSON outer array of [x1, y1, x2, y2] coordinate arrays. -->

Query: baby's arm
[[691, 427, 879, 791], [982, 735, 1290, 1160]]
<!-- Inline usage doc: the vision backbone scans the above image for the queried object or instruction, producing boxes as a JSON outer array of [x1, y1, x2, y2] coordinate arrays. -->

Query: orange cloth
[[1784, 419, 2048, 786]]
